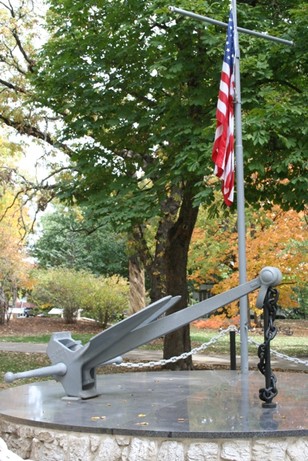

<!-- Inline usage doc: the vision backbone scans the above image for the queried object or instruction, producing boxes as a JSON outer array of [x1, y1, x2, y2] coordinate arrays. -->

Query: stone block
[[127, 437, 158, 461], [252, 439, 288, 461], [30, 438, 66, 461], [187, 442, 219, 461], [96, 437, 122, 461], [115, 435, 131, 446], [0, 437, 34, 461], [157, 441, 185, 461], [67, 435, 91, 461], [221, 440, 251, 461], [286, 438, 308, 461]]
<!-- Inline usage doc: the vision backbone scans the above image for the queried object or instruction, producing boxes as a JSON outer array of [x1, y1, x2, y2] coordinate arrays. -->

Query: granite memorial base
[[0, 370, 307, 461]]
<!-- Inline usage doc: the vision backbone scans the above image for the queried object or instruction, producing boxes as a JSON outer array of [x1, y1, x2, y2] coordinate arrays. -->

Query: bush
[[31, 268, 129, 325], [81, 275, 129, 328]]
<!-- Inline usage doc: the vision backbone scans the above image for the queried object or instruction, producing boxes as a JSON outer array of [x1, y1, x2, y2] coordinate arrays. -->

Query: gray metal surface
[[169, 6, 294, 46], [0, 371, 307, 438], [4, 267, 282, 399]]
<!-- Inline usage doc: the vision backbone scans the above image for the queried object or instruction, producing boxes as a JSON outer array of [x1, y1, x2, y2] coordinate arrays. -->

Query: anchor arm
[[47, 296, 180, 399], [86, 295, 181, 352], [83, 267, 282, 370]]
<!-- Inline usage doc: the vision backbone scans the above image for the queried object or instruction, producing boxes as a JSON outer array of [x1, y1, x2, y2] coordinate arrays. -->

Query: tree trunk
[[128, 255, 145, 314], [0, 284, 7, 325], [147, 183, 199, 370], [163, 185, 199, 370]]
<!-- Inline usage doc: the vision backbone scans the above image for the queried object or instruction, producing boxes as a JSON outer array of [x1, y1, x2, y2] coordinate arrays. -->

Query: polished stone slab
[[0, 371, 307, 438]]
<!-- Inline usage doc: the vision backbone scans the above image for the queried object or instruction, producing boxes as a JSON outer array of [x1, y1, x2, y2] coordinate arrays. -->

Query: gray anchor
[[5, 266, 282, 399]]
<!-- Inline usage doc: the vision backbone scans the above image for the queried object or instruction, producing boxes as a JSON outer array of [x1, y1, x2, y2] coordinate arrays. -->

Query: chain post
[[257, 287, 279, 408], [230, 330, 237, 370]]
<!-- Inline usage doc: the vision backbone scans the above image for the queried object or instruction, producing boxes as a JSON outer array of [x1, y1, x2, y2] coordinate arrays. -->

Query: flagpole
[[169, 3, 293, 374], [168, 7, 293, 46], [232, 0, 249, 373]]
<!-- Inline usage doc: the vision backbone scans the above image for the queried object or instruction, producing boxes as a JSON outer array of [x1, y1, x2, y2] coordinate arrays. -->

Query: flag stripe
[[212, 10, 235, 206]]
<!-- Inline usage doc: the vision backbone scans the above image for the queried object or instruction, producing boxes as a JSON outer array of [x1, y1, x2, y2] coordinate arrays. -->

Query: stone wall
[[0, 436, 33, 461], [1, 421, 307, 461]]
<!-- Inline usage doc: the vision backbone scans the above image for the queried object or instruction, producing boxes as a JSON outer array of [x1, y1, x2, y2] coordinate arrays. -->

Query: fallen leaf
[[91, 416, 106, 421]]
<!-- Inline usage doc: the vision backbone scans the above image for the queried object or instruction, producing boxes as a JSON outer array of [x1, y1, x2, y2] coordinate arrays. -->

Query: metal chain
[[116, 319, 308, 370], [117, 325, 238, 369], [257, 288, 279, 405], [248, 336, 308, 367]]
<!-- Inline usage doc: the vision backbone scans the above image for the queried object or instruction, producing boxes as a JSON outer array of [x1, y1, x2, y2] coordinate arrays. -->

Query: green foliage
[[31, 205, 129, 278], [30, 267, 90, 323], [30, 267, 129, 326], [32, 0, 307, 218], [33, 0, 230, 227], [81, 275, 129, 328]]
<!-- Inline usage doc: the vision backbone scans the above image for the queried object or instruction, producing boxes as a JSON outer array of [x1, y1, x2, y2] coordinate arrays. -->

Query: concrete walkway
[[0, 341, 307, 372]]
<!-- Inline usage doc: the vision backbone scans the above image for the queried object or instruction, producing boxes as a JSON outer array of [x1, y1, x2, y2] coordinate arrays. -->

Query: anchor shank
[[85, 276, 262, 368]]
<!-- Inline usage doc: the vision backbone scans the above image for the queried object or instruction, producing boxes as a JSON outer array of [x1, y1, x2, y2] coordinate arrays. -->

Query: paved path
[[0, 341, 307, 372]]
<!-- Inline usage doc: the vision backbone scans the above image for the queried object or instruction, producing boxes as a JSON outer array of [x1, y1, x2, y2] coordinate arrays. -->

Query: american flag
[[212, 10, 235, 206]]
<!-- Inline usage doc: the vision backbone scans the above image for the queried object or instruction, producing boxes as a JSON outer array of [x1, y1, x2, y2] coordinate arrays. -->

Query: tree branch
[[0, 77, 27, 93], [0, 113, 73, 156], [11, 29, 35, 72]]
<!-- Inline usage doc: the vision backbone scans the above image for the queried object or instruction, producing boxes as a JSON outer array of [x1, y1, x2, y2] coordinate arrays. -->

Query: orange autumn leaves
[[188, 206, 307, 319]]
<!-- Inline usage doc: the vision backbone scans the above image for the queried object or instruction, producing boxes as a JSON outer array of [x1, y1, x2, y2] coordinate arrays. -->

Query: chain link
[[115, 321, 308, 370], [257, 288, 279, 405], [248, 336, 308, 367], [117, 325, 238, 369]]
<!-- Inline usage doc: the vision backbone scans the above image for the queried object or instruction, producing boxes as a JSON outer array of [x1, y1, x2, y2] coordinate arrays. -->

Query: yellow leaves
[[0, 155, 34, 292], [189, 204, 307, 314]]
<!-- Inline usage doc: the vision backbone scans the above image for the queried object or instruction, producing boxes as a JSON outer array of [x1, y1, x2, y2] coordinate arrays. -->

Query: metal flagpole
[[231, 0, 249, 373], [168, 7, 293, 46], [169, 3, 293, 374]]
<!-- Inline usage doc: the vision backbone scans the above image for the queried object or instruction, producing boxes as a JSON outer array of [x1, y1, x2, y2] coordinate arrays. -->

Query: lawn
[[1, 324, 307, 356], [0, 318, 307, 391]]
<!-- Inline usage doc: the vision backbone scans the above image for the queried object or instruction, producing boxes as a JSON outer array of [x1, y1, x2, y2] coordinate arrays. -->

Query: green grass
[[0, 352, 51, 391], [190, 326, 308, 357], [0, 333, 95, 344], [0, 326, 307, 392], [1, 327, 307, 356]]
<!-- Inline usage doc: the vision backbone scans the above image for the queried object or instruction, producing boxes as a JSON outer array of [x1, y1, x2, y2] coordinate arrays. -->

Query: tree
[[0, 0, 74, 229], [0, 138, 34, 323], [31, 267, 128, 325], [189, 205, 307, 323], [31, 205, 129, 278], [81, 274, 129, 328], [0, 1, 306, 365], [31, 0, 307, 367], [0, 0, 63, 148]]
